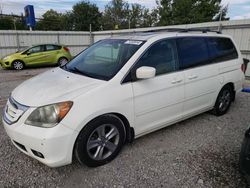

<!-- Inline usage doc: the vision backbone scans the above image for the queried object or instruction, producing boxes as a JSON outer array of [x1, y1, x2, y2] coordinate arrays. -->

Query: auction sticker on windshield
[[124, 40, 143, 45]]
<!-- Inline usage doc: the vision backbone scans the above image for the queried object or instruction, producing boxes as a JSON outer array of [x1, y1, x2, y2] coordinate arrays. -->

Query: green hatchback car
[[0, 44, 72, 70]]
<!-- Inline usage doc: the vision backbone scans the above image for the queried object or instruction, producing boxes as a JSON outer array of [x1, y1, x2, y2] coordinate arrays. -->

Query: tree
[[36, 9, 63, 30], [36, 2, 101, 31], [102, 0, 130, 30], [102, 0, 158, 30], [129, 4, 157, 28], [0, 16, 13, 30], [157, 0, 229, 26], [150, 8, 160, 26], [142, 8, 159, 27], [15, 13, 26, 30], [0, 14, 26, 30], [61, 12, 75, 31], [213, 5, 229, 21], [129, 4, 143, 28], [70, 1, 101, 31]]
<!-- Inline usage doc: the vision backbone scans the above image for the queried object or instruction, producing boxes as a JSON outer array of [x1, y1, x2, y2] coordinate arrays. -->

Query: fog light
[[31, 149, 44, 158]]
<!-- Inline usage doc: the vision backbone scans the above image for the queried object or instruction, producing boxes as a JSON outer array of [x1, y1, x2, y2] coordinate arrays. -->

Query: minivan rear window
[[177, 37, 209, 69], [207, 37, 238, 63]]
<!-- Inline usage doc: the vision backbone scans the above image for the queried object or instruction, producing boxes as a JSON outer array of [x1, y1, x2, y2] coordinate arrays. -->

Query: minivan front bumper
[[2, 118, 78, 167]]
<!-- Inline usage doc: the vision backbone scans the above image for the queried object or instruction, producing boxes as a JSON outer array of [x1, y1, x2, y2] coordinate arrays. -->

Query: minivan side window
[[131, 39, 178, 80], [207, 37, 238, 63], [177, 37, 209, 70]]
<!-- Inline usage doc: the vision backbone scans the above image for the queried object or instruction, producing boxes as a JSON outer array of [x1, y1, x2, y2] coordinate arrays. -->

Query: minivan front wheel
[[74, 114, 125, 167], [213, 85, 233, 116], [12, 60, 24, 70]]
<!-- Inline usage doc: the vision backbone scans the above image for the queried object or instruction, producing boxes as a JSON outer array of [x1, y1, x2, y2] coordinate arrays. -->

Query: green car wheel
[[58, 57, 68, 66], [12, 60, 24, 70]]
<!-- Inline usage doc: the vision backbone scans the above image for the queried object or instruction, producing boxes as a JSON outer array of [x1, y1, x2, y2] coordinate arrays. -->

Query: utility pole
[[219, 9, 223, 22], [12, 15, 16, 31], [218, 9, 223, 33], [12, 14, 20, 51], [0, 2, 3, 15], [128, 12, 131, 29], [89, 24, 93, 45]]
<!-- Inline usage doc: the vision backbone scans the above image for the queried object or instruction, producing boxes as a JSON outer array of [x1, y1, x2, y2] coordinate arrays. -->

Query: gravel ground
[[0, 67, 250, 187]]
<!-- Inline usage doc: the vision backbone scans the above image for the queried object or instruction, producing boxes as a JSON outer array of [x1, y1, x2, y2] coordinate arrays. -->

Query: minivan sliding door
[[176, 37, 220, 117], [130, 39, 184, 136]]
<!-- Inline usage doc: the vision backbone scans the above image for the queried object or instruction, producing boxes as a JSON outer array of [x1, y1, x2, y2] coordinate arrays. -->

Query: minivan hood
[[12, 68, 105, 107]]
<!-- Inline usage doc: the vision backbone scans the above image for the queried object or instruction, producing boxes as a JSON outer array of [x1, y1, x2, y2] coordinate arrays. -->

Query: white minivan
[[2, 30, 245, 167]]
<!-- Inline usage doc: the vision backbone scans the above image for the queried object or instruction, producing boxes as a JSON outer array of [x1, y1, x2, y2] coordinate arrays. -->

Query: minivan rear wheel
[[213, 85, 233, 116], [74, 114, 125, 167]]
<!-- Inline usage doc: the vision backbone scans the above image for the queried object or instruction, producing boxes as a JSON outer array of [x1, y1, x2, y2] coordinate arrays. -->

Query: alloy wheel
[[87, 124, 120, 161], [218, 89, 231, 112], [13, 61, 24, 70], [59, 58, 68, 66]]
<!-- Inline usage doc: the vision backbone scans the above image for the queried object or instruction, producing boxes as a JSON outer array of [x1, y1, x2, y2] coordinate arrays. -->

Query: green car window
[[46, 45, 61, 51], [27, 46, 45, 54]]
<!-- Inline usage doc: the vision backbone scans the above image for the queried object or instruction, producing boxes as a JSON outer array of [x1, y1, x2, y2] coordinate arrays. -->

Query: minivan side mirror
[[136, 66, 156, 79]]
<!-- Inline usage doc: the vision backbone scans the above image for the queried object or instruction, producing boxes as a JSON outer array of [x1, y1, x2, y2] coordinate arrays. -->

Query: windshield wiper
[[70, 67, 97, 79], [60, 63, 68, 70], [71, 67, 83, 74]]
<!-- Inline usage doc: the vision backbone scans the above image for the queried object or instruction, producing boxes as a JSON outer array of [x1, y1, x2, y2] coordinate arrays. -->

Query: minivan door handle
[[171, 78, 183, 84], [188, 75, 198, 80]]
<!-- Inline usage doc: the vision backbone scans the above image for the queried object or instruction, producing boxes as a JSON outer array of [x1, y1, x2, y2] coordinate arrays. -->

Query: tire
[[240, 132, 250, 175], [213, 85, 233, 116], [12, 60, 24, 70], [58, 57, 68, 66], [74, 114, 125, 167]]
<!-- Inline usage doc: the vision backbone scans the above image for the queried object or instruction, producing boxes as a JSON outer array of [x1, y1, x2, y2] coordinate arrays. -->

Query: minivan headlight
[[25, 101, 73, 128]]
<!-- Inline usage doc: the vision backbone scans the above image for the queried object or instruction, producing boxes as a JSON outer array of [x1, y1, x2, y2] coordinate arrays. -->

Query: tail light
[[242, 58, 249, 74], [63, 47, 69, 52], [241, 63, 246, 74]]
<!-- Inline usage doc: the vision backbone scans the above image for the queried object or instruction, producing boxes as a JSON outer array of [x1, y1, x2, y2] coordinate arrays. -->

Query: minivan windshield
[[62, 39, 144, 80]]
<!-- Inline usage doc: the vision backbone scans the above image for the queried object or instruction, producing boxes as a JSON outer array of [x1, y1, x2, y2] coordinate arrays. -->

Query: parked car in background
[[2, 30, 245, 167], [0, 44, 72, 70]]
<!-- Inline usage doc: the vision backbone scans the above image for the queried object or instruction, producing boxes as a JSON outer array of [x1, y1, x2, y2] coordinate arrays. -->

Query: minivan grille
[[3, 96, 29, 125]]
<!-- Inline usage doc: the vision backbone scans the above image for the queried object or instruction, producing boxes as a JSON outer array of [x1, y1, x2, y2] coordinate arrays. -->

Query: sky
[[0, 0, 250, 20]]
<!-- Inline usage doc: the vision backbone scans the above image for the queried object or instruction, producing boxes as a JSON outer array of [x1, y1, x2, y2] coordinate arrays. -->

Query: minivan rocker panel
[[2, 32, 245, 167]]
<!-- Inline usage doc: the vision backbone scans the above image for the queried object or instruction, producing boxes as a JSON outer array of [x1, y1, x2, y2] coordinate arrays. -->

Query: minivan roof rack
[[145, 28, 222, 34]]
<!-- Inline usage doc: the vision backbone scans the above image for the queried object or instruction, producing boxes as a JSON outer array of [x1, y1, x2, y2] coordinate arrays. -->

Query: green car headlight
[[25, 101, 73, 128], [3, 56, 9, 60]]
